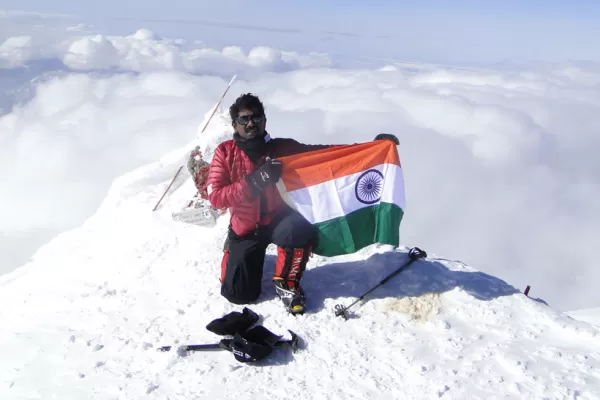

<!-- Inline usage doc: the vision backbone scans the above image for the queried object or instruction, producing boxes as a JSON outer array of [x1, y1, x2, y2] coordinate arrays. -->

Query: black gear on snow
[[205, 307, 259, 336]]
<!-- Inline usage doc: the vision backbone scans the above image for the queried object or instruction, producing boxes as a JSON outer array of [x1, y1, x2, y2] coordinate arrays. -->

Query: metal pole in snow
[[152, 74, 237, 212]]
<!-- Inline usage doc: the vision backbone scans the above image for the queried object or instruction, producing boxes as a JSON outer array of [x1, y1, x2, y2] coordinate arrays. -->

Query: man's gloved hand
[[246, 158, 283, 193], [374, 133, 399, 145]]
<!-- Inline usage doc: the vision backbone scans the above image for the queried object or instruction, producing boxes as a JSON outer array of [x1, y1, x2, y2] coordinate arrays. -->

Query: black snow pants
[[220, 210, 315, 304]]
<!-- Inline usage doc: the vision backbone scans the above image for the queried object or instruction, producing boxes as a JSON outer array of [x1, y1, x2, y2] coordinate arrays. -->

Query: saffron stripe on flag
[[278, 140, 401, 192]]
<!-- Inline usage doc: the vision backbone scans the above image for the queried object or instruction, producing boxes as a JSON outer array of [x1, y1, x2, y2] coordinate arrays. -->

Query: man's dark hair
[[229, 93, 265, 122]]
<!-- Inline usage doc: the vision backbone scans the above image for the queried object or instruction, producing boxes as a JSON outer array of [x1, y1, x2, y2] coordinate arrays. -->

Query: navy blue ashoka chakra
[[355, 169, 384, 204]]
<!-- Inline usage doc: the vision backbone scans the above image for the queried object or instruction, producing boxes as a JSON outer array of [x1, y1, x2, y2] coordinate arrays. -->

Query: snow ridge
[[1, 111, 600, 400]]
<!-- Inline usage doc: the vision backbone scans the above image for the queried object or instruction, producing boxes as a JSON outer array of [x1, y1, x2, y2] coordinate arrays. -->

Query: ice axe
[[334, 247, 427, 320], [157, 329, 300, 362]]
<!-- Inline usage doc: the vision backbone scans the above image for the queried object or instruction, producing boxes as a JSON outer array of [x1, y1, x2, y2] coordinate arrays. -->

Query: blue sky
[[3, 0, 600, 64]]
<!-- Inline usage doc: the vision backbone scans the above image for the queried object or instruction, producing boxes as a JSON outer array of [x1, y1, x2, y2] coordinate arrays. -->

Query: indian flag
[[276, 140, 405, 257]]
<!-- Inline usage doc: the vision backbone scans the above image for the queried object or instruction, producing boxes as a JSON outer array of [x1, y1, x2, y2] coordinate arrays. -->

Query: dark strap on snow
[[227, 333, 274, 363]]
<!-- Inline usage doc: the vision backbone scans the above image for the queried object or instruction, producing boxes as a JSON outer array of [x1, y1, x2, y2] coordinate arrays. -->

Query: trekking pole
[[152, 74, 238, 211], [334, 247, 427, 320]]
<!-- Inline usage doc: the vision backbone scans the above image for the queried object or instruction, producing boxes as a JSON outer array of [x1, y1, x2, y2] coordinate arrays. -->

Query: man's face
[[233, 108, 266, 139]]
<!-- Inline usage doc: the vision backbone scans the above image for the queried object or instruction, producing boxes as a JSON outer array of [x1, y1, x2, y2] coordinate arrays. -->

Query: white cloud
[[63, 34, 120, 69], [0, 12, 333, 76], [0, 72, 220, 233], [0, 36, 35, 67]]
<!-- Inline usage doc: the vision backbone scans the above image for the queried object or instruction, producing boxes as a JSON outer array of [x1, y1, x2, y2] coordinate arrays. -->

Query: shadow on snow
[[257, 249, 522, 314]]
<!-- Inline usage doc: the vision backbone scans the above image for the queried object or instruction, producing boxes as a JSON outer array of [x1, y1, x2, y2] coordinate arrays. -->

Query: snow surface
[[1, 110, 600, 400]]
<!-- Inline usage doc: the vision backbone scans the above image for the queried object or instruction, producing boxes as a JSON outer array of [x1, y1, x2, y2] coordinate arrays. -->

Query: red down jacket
[[207, 137, 331, 236]]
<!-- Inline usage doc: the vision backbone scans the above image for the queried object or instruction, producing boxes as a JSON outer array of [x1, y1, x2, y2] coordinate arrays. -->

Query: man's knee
[[275, 212, 317, 248], [293, 222, 317, 247]]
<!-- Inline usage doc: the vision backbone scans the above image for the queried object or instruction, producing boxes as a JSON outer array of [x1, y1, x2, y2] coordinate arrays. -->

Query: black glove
[[205, 307, 259, 336], [246, 158, 283, 193], [374, 133, 399, 145]]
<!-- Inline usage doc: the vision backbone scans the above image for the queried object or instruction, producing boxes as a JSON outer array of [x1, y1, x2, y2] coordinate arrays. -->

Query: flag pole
[[152, 74, 237, 212]]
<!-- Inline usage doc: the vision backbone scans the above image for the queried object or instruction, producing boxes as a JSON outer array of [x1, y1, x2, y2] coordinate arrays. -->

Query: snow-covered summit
[[1, 109, 599, 400]]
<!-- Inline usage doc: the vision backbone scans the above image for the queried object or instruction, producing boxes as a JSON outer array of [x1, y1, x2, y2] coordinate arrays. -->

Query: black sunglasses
[[236, 114, 265, 125]]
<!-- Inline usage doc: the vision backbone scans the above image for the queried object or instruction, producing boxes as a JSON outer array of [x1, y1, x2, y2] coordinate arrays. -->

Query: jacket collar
[[233, 131, 272, 164]]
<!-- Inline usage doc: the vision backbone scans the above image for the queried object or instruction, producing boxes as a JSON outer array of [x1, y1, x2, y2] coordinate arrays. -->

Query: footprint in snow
[[93, 344, 104, 352], [146, 384, 160, 394]]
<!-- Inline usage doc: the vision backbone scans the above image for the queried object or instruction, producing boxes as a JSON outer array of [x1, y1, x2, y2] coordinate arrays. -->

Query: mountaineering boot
[[273, 246, 310, 315], [273, 280, 306, 315]]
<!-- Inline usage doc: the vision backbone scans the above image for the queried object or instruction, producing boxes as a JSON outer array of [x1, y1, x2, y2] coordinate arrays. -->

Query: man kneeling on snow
[[206, 93, 399, 315]]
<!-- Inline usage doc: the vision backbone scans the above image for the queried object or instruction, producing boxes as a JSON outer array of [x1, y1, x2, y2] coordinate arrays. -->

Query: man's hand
[[246, 158, 283, 193], [374, 133, 399, 145]]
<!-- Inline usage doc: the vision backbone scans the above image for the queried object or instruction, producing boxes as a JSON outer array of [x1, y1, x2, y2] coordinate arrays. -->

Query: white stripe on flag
[[285, 163, 405, 225]]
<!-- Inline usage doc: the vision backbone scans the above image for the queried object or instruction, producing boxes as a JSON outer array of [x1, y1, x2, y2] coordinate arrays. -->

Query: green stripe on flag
[[313, 202, 404, 257]]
